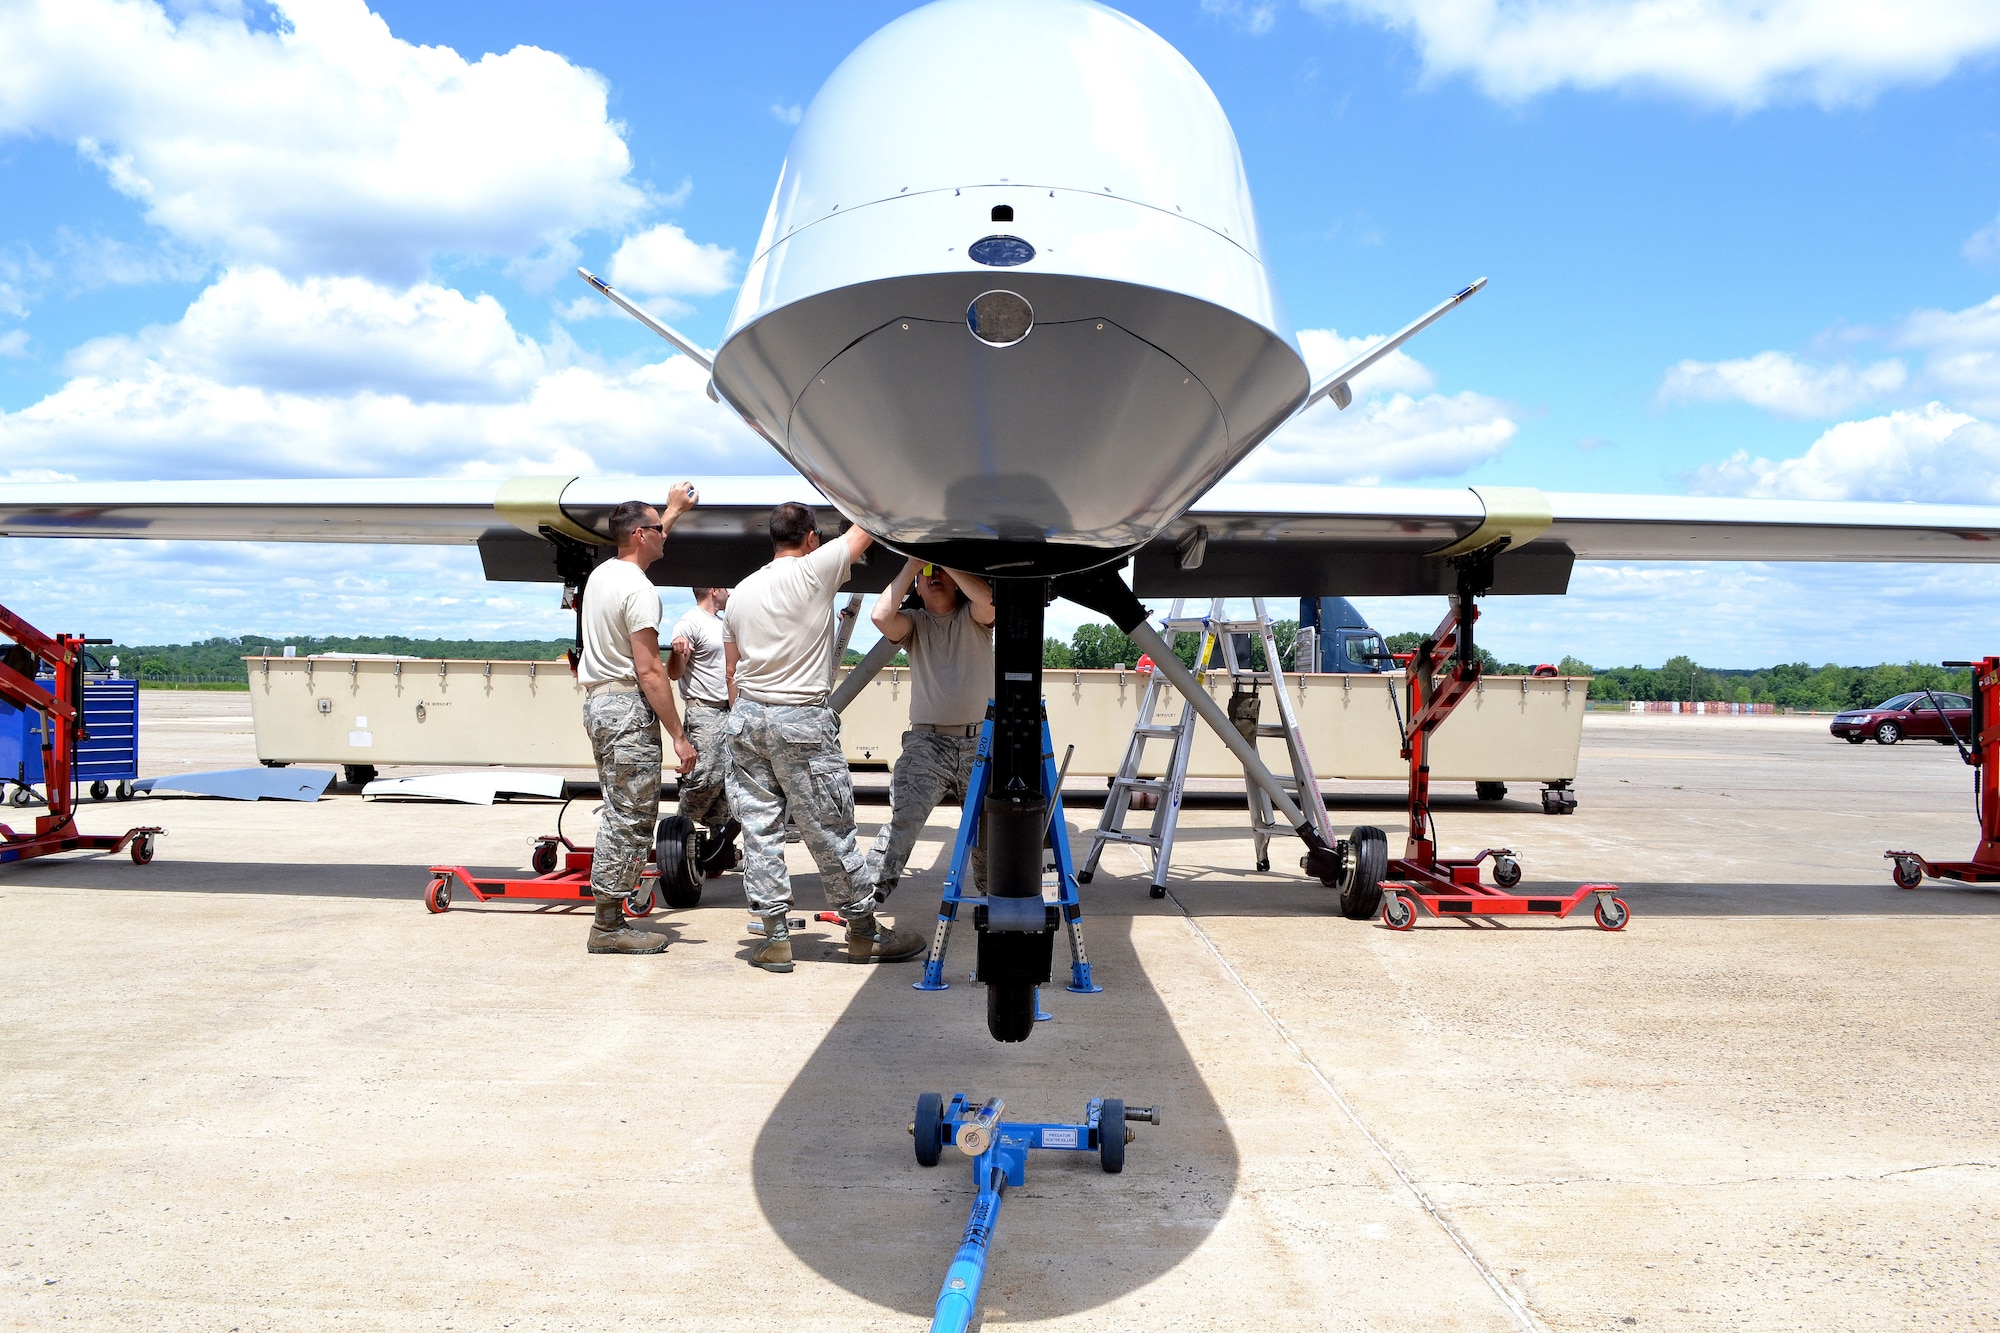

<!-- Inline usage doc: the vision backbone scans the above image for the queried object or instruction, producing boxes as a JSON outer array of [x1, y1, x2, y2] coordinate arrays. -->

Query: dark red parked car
[[1829, 692, 1973, 745]]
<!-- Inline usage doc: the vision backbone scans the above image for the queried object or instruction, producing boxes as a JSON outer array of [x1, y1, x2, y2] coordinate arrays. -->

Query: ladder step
[[1096, 831, 1161, 848], [1132, 725, 1179, 738]]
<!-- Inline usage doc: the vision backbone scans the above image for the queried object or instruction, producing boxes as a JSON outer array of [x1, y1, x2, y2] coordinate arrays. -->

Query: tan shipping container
[[245, 656, 1584, 785]]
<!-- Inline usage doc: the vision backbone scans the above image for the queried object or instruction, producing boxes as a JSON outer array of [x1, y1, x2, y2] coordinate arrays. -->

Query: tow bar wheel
[[425, 877, 452, 914], [530, 841, 559, 875], [1099, 1097, 1126, 1174], [623, 880, 657, 918], [1893, 857, 1924, 890], [1593, 895, 1629, 931], [913, 1091, 944, 1167], [1491, 854, 1523, 889], [1381, 893, 1416, 931], [130, 833, 155, 865]]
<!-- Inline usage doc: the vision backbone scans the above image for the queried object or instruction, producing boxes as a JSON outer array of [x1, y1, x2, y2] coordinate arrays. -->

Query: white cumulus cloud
[[1296, 326, 1436, 397], [1236, 326, 1513, 483], [606, 223, 739, 301], [1243, 389, 1518, 484], [0, 271, 774, 481], [1686, 402, 2000, 502], [64, 267, 551, 401], [0, 0, 648, 281], [1894, 292, 2000, 415], [1660, 350, 1907, 418], [1202, 0, 1279, 36], [1305, 0, 2000, 109]]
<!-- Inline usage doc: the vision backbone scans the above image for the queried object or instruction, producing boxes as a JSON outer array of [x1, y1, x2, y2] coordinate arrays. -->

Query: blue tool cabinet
[[0, 676, 139, 796]]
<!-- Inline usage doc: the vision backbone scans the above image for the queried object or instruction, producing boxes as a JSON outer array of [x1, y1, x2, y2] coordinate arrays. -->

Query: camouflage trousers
[[864, 729, 985, 902], [582, 690, 662, 902], [677, 700, 734, 830], [723, 699, 873, 920]]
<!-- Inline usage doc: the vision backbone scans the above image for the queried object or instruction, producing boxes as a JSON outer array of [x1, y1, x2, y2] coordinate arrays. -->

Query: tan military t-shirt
[[904, 602, 993, 726], [577, 557, 662, 691], [724, 540, 853, 705]]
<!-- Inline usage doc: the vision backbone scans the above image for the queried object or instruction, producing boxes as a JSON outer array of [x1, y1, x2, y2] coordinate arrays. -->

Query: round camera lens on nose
[[967, 291, 1033, 347]]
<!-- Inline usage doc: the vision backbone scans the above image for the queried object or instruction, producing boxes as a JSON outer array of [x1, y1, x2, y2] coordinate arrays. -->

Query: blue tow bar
[[913, 1091, 1158, 1333]]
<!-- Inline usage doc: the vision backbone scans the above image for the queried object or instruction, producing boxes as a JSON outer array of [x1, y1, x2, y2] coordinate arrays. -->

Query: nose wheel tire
[[1381, 894, 1416, 931], [1593, 896, 1629, 931], [425, 878, 451, 913], [1893, 857, 1924, 890], [987, 980, 1037, 1043], [1338, 826, 1388, 920]]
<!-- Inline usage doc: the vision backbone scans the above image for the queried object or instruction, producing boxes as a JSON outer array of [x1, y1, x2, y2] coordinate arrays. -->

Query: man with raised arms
[[723, 502, 925, 972]]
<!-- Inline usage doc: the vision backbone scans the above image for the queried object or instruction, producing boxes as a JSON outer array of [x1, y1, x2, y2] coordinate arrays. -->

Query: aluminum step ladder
[[1079, 598, 1333, 899]]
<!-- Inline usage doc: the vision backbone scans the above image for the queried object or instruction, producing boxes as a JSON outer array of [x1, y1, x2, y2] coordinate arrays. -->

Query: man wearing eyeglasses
[[576, 486, 699, 955]]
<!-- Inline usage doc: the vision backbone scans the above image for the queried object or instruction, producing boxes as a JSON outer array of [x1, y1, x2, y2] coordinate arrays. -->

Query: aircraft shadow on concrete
[[9, 848, 1997, 922], [750, 877, 1237, 1321]]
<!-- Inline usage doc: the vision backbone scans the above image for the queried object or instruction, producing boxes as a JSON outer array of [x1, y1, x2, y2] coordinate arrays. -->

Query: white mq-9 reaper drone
[[9, 0, 2000, 1041]]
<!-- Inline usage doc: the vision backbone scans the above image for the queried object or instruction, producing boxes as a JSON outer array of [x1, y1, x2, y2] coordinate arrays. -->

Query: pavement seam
[[1162, 885, 1546, 1333]]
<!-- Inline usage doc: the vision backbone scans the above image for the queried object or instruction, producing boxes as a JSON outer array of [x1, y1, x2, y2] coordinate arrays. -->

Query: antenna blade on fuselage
[[1302, 276, 1487, 412], [575, 268, 715, 373]]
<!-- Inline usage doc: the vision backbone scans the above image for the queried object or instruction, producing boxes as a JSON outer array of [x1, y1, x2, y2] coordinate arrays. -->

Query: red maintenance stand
[[1375, 566, 1627, 932], [0, 602, 160, 867], [1886, 658, 2000, 890], [423, 810, 724, 915]]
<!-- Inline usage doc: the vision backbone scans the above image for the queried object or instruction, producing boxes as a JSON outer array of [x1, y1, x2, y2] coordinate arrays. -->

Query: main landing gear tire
[[1594, 896, 1630, 931], [1382, 894, 1416, 931], [1100, 1098, 1127, 1174], [425, 877, 451, 913], [530, 841, 559, 875], [653, 815, 703, 909], [1338, 826, 1388, 920], [913, 1092, 944, 1167], [1491, 854, 1523, 889], [1893, 857, 1924, 890], [1875, 721, 1902, 745], [987, 981, 1037, 1043]]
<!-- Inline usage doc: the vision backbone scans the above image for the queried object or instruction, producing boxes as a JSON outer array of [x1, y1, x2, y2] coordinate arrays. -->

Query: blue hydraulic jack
[[911, 1091, 1159, 1333], [914, 709, 1101, 1002]]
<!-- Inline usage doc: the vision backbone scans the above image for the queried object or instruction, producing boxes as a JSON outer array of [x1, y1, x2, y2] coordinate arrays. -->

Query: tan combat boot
[[847, 911, 926, 964], [587, 896, 667, 955], [749, 912, 794, 973]]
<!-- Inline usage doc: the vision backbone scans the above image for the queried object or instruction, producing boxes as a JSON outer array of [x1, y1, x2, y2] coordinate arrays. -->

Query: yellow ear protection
[[920, 564, 935, 577]]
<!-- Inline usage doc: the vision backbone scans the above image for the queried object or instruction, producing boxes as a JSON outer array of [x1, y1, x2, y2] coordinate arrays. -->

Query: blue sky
[[4, 0, 2000, 666]]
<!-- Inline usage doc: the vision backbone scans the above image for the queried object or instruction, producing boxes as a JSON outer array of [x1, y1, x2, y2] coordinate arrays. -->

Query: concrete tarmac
[[2, 695, 1995, 1330]]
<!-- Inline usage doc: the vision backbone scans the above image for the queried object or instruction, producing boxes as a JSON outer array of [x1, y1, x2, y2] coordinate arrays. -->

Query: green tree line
[[97, 635, 576, 685]]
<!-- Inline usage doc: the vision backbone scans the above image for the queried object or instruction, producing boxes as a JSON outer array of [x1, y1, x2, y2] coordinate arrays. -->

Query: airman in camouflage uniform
[[575, 490, 700, 955], [666, 587, 740, 868], [722, 502, 925, 972], [864, 557, 996, 902]]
